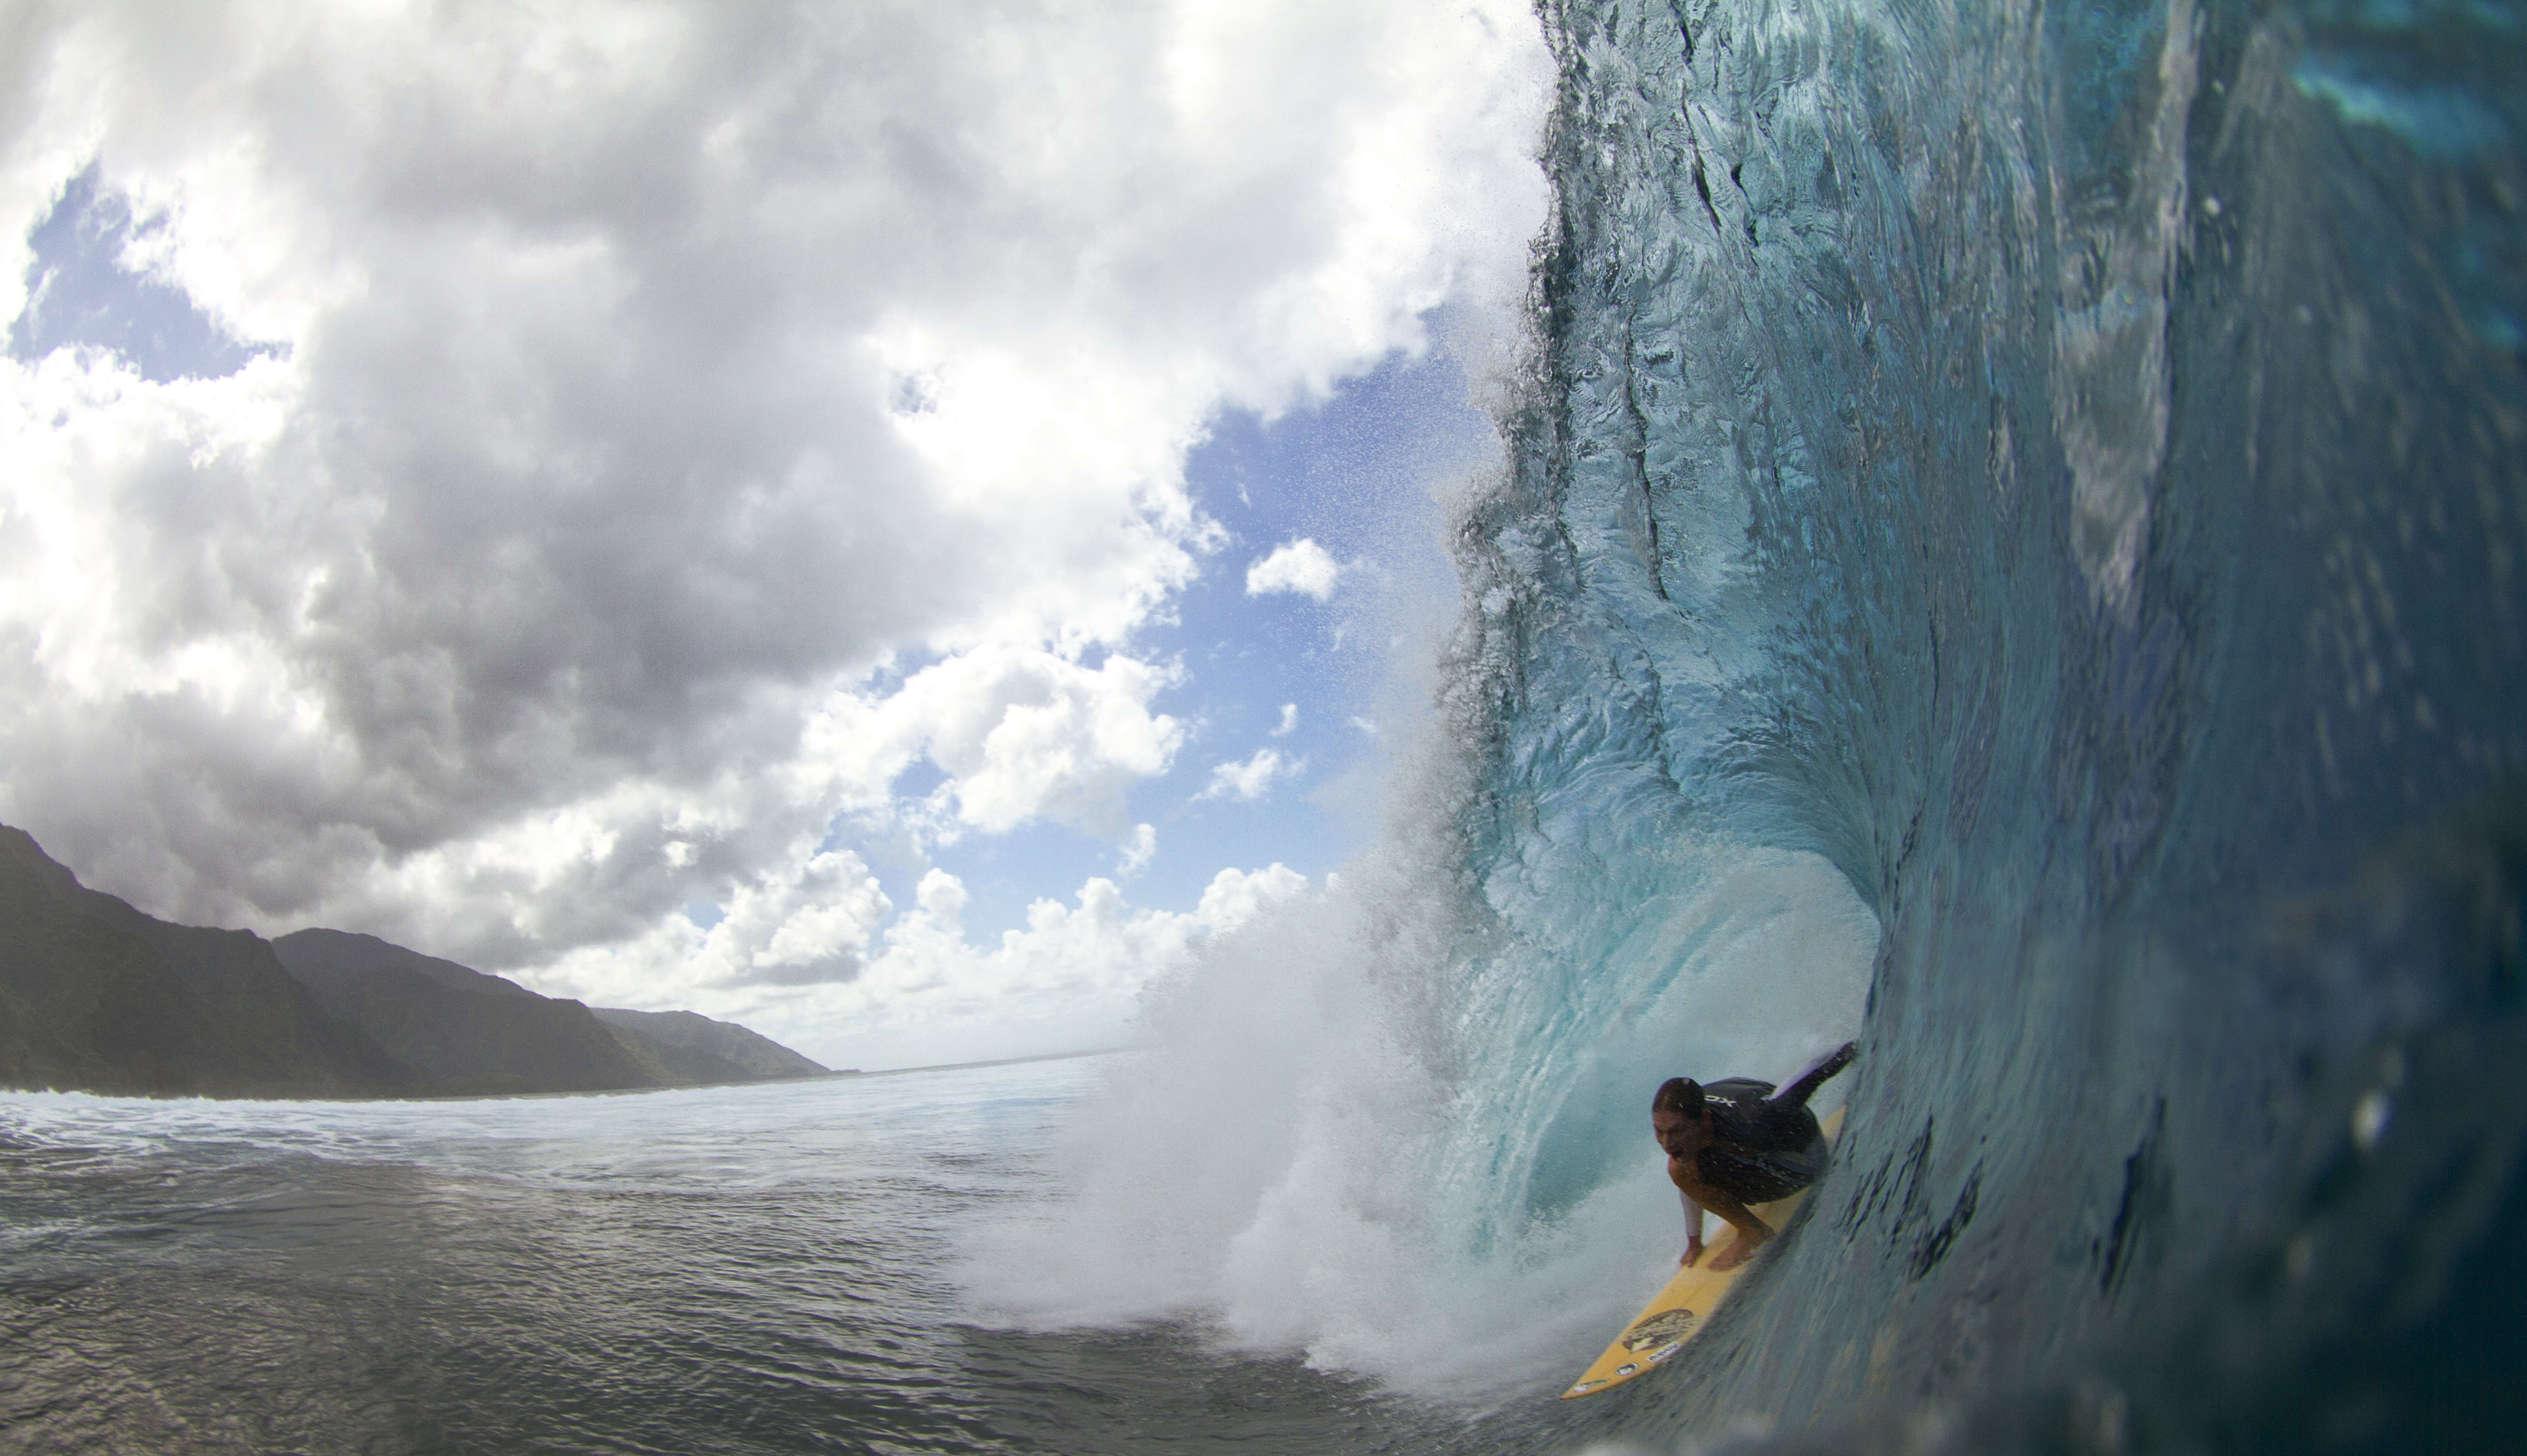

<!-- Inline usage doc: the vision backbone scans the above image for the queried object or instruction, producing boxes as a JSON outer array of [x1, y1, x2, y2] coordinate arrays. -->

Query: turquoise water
[[1501, 1, 2527, 1447]]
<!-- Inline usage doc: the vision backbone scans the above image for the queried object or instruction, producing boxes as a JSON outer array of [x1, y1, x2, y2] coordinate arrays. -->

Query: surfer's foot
[[1709, 1233, 1768, 1271]]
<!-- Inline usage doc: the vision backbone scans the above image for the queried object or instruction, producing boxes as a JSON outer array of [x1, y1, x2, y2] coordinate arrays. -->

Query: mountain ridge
[[0, 826, 827, 1101]]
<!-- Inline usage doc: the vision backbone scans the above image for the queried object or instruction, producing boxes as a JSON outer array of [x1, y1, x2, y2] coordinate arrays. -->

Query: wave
[[971, 1, 2527, 1449]]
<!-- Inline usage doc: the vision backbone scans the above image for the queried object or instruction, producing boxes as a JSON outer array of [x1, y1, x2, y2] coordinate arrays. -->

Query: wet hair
[[1652, 1077, 1706, 1118]]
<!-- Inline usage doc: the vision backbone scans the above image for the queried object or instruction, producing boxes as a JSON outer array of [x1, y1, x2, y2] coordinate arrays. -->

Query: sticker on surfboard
[[1621, 1309, 1698, 1350]]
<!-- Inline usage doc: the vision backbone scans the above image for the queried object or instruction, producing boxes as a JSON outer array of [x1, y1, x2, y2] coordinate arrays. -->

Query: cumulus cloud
[[530, 840, 890, 1004], [1198, 747, 1306, 804], [1244, 539, 1342, 601], [633, 861, 1312, 1070], [804, 645, 1186, 841], [0, 1, 1547, 1055], [1116, 823, 1158, 878], [1270, 703, 1299, 737]]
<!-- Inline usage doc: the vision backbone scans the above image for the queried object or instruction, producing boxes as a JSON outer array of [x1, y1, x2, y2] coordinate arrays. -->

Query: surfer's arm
[[1689, 1182, 1777, 1272], [1679, 1191, 1706, 1265], [1775, 1042, 1858, 1107], [1685, 1182, 1773, 1247], [1703, 1186, 1772, 1236]]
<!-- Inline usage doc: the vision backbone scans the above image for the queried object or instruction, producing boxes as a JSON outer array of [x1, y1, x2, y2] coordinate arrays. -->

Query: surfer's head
[[1653, 1077, 1705, 1117], [1651, 1077, 1710, 1156]]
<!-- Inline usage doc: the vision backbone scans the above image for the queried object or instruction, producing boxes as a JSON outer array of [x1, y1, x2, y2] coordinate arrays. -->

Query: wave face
[[1485, 0, 2527, 1445], [991, 1, 2527, 1448]]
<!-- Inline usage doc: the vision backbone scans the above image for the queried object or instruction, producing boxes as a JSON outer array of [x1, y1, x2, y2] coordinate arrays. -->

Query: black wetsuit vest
[[1694, 1077, 1828, 1204]]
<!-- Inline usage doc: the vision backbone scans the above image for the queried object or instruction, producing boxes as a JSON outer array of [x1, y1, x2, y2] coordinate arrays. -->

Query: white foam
[[959, 815, 1876, 1405]]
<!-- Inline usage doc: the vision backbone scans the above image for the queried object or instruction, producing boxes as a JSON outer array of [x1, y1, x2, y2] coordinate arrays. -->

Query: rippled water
[[0, 1061, 1508, 1455]]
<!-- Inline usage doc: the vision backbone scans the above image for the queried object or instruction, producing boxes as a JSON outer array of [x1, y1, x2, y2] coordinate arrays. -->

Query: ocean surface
[[0, 1062, 1519, 1455], [7, 1, 2526, 1453]]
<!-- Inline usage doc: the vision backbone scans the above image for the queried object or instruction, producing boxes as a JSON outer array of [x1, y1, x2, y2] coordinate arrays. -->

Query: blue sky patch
[[9, 164, 276, 382]]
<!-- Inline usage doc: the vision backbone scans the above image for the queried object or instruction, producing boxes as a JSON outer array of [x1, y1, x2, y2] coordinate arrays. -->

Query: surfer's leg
[[1775, 1041, 1857, 1109]]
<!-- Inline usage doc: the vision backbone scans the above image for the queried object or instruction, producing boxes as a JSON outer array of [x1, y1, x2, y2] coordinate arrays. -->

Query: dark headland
[[0, 825, 838, 1101]]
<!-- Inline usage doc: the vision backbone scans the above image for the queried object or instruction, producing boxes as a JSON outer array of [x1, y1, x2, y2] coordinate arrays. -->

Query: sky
[[0, 1, 1550, 1071]]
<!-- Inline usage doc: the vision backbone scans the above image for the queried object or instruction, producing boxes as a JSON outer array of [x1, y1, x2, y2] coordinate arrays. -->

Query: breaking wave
[[977, 3, 2527, 1451]]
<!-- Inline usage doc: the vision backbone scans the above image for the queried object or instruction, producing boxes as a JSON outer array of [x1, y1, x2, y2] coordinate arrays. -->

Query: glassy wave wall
[[1472, 0, 2527, 1448]]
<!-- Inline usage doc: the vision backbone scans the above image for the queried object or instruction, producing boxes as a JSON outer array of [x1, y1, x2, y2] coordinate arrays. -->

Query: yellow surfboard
[[1560, 1108, 1844, 1400]]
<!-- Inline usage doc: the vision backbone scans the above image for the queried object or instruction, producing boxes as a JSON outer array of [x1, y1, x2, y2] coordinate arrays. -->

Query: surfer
[[1654, 1042, 1856, 1271]]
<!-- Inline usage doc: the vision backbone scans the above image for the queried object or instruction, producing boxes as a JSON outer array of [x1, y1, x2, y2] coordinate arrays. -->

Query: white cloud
[[1117, 822, 1158, 878], [1270, 703, 1299, 737], [1198, 747, 1306, 803], [535, 841, 892, 1003], [805, 645, 1187, 841], [706, 862, 1310, 1069], [1245, 539, 1342, 601], [0, 1, 1548, 1059]]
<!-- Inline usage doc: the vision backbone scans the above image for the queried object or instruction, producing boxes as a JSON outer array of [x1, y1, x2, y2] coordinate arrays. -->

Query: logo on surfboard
[[1621, 1308, 1699, 1351]]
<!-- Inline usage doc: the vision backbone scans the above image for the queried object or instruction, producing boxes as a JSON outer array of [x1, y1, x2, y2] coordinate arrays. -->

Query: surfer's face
[[1651, 1107, 1706, 1158]]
